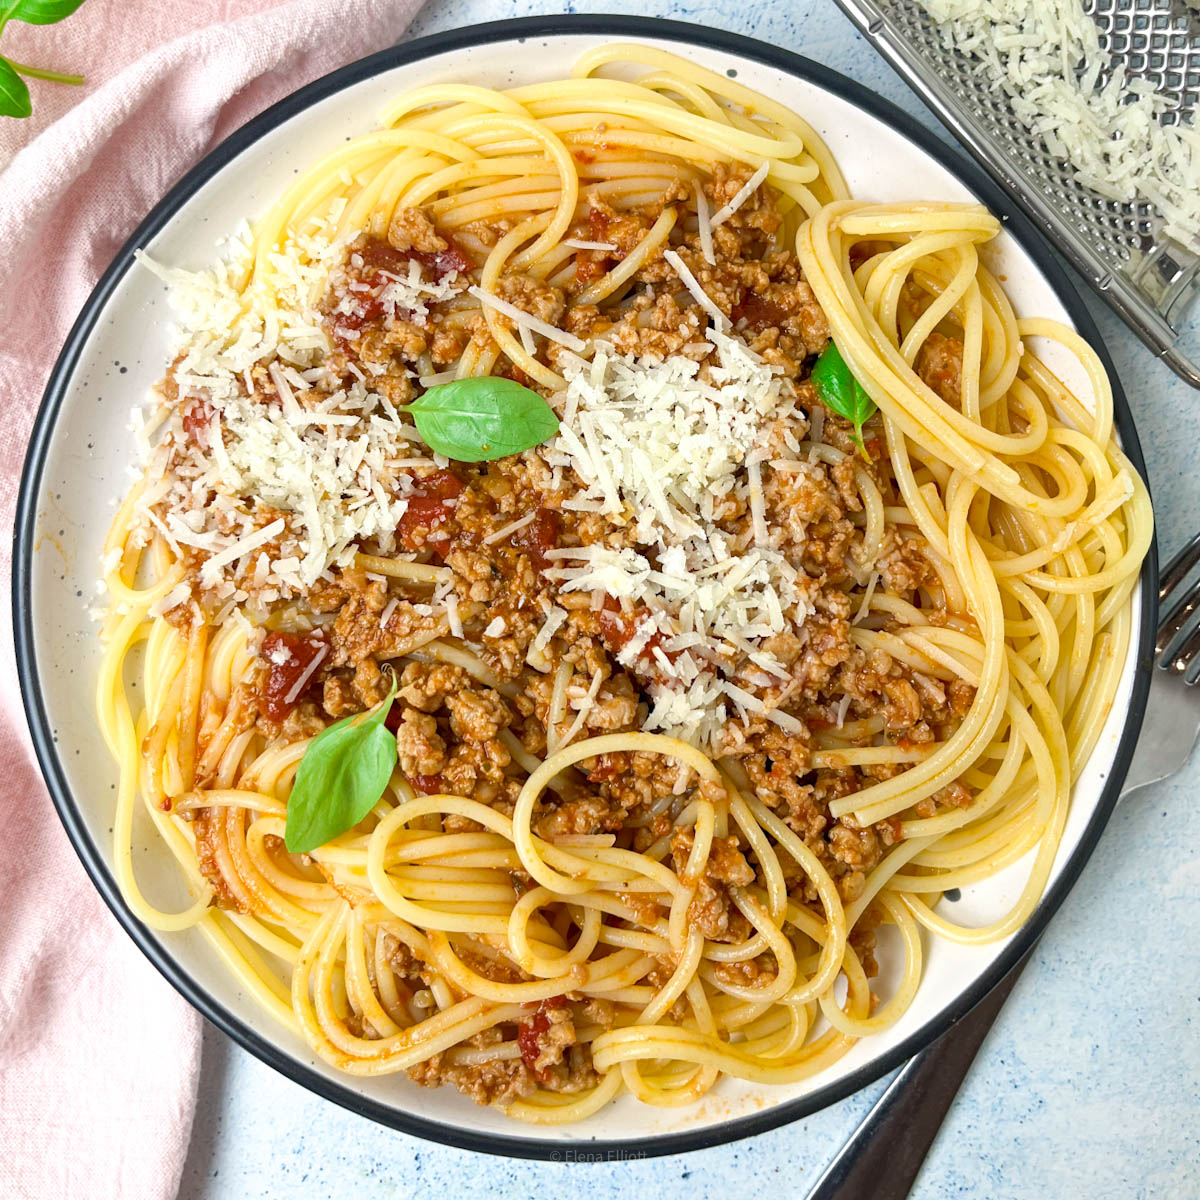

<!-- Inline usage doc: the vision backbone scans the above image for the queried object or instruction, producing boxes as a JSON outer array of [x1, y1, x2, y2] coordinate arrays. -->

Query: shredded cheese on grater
[[922, 0, 1200, 251]]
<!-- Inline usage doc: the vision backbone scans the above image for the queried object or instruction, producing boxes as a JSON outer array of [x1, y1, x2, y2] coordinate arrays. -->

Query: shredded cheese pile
[[134, 223, 444, 609], [137, 224, 339, 403], [332, 253, 462, 337], [543, 328, 815, 747]]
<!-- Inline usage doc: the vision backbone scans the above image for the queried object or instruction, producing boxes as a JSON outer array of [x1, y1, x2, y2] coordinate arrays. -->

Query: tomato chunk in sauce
[[359, 235, 471, 283], [517, 995, 566, 1080], [337, 236, 473, 333], [261, 631, 327, 721], [511, 507, 560, 570], [181, 398, 215, 445], [596, 597, 676, 666], [396, 470, 464, 555], [732, 290, 788, 332]]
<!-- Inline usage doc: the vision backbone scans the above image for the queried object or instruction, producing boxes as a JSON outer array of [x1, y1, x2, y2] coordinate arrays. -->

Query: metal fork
[[806, 531, 1200, 1200]]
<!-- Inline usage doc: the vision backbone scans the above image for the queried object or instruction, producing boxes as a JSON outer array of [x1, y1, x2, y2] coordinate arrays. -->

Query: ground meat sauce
[[517, 995, 568, 1081], [358, 236, 471, 282], [332, 232, 472, 339], [915, 331, 965, 406], [405, 771, 444, 794], [731, 290, 789, 331], [187, 179, 982, 1112]]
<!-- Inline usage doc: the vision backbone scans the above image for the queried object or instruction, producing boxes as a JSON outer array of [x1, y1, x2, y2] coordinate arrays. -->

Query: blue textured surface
[[179, 4, 1200, 1197]]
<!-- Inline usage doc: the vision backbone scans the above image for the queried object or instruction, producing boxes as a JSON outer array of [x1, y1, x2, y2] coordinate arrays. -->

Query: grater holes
[[872, 1, 1197, 273], [862, 0, 1200, 342]]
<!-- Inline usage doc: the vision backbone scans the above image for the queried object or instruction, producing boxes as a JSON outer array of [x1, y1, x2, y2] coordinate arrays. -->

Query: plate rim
[[12, 12, 1159, 1161]]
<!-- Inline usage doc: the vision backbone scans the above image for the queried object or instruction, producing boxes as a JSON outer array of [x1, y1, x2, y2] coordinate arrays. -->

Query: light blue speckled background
[[178, 4, 1200, 1197]]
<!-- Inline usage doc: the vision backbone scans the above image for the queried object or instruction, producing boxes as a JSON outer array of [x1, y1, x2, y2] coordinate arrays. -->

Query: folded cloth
[[0, 3, 424, 1197]]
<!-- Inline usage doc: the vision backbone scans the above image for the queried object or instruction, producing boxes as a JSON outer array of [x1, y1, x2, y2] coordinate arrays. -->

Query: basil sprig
[[409, 377, 559, 462], [811, 340, 877, 455], [284, 672, 398, 854], [0, 1, 89, 120]]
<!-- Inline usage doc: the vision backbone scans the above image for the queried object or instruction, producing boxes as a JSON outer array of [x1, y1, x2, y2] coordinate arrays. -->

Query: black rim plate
[[12, 13, 1158, 1161]]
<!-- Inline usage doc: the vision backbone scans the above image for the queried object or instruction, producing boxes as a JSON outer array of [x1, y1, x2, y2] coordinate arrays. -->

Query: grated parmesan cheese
[[694, 182, 716, 266], [133, 222, 447, 597], [483, 512, 537, 545], [663, 249, 728, 330], [444, 592, 463, 639], [854, 571, 879, 625], [283, 643, 329, 704], [922, 0, 1200, 251], [200, 518, 286, 585], [557, 668, 605, 750], [542, 325, 816, 747], [148, 582, 192, 617], [355, 256, 460, 326], [530, 605, 568, 655], [379, 596, 399, 631]]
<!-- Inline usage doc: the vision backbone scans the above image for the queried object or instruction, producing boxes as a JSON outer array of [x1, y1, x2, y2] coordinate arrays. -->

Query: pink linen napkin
[[0, 2, 425, 1197]]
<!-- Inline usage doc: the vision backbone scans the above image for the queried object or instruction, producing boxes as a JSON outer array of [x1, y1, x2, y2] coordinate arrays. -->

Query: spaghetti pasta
[[97, 44, 1150, 1122]]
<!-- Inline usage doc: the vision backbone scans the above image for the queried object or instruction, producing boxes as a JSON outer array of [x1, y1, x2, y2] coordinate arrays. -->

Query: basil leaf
[[409, 377, 559, 462], [284, 674, 398, 854], [5, 0, 88, 24], [811, 340, 876, 449], [0, 57, 30, 117]]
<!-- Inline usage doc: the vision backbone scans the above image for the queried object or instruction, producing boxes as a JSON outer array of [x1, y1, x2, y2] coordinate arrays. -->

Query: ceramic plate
[[14, 15, 1156, 1159]]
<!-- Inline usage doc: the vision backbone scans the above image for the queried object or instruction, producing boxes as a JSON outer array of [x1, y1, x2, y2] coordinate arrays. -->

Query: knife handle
[[804, 953, 1031, 1200]]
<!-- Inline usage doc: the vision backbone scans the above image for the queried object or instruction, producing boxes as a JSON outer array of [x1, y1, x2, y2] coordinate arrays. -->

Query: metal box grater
[[833, 0, 1200, 387]]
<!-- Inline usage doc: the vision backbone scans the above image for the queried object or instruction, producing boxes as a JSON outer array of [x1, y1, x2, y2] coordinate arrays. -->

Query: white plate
[[14, 16, 1154, 1158]]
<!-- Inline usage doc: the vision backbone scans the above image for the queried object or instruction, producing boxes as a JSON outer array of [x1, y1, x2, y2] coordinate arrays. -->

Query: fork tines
[[1157, 531, 1200, 681]]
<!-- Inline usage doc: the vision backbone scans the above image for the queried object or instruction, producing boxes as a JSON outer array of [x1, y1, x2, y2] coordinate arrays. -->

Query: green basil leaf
[[0, 57, 31, 118], [5, 0, 88, 25], [409, 377, 559, 462], [811, 340, 877, 448], [284, 673, 398, 854]]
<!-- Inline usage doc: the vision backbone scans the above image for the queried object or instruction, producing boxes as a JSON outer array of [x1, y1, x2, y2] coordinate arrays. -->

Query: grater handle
[[1162, 344, 1200, 389]]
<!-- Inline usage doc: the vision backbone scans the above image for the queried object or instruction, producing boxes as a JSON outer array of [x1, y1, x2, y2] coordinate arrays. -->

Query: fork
[[805, 531, 1200, 1200]]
